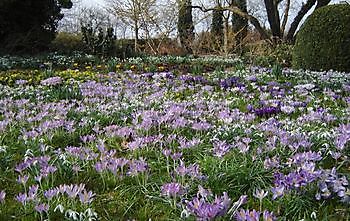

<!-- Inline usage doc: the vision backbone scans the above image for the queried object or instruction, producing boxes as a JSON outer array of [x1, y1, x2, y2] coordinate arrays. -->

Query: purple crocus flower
[[186, 190, 231, 220], [235, 209, 248, 221], [197, 185, 212, 199], [65, 183, 85, 198], [162, 148, 172, 157], [56, 184, 67, 194], [15, 193, 27, 205], [271, 185, 285, 200], [95, 162, 106, 173], [78, 190, 95, 204], [176, 160, 187, 176], [213, 140, 231, 158], [192, 122, 212, 131], [44, 188, 58, 200], [254, 106, 281, 117], [281, 105, 295, 114], [263, 210, 277, 221], [17, 175, 29, 185], [28, 185, 39, 200], [15, 161, 30, 173], [253, 189, 268, 201], [170, 152, 183, 161], [161, 182, 185, 197], [34, 175, 42, 182], [128, 158, 148, 176], [235, 209, 260, 221], [35, 203, 49, 213]]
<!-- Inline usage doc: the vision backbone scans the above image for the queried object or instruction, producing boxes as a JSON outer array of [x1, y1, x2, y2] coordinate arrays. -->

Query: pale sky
[[62, 0, 348, 37], [81, 0, 105, 7]]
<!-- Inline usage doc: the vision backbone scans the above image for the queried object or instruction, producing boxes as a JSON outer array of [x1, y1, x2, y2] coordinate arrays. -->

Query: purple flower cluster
[[298, 108, 336, 124], [264, 157, 280, 170], [92, 142, 149, 177], [15, 156, 57, 182], [161, 182, 185, 197], [35, 203, 49, 213], [334, 124, 350, 151], [128, 158, 148, 176], [316, 168, 350, 203], [235, 209, 276, 221], [254, 106, 281, 118], [185, 187, 231, 220], [192, 121, 212, 131], [65, 146, 98, 161], [212, 140, 231, 158], [79, 80, 117, 98], [235, 137, 252, 154], [178, 137, 202, 149], [94, 156, 128, 175], [279, 131, 311, 151], [272, 166, 322, 199], [15, 184, 39, 205], [15, 183, 95, 206], [219, 77, 243, 89], [180, 75, 208, 85], [40, 76, 62, 86], [288, 151, 322, 166], [175, 160, 205, 180], [15, 79, 28, 85]]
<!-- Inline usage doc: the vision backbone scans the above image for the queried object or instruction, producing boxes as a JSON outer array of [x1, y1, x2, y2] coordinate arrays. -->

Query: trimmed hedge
[[293, 4, 350, 72]]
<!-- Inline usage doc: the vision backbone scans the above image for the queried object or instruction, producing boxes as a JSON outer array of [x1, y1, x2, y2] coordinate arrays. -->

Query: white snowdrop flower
[[54, 204, 65, 213], [65, 209, 79, 220], [0, 146, 7, 153]]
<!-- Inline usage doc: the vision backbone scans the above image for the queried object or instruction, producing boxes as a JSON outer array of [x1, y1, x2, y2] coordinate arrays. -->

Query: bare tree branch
[[191, 5, 271, 43], [286, 0, 316, 42]]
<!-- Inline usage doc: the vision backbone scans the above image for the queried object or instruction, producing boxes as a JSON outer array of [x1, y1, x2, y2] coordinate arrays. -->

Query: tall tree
[[264, 0, 281, 39], [231, 0, 248, 49], [211, 1, 224, 50], [178, 0, 195, 54], [0, 0, 73, 54], [105, 0, 157, 52]]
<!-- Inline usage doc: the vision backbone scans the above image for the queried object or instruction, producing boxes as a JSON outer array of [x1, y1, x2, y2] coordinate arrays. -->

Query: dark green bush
[[293, 4, 350, 72], [50, 32, 85, 54]]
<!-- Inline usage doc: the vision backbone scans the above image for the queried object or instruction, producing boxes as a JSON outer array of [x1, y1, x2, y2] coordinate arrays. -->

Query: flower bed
[[0, 63, 349, 220]]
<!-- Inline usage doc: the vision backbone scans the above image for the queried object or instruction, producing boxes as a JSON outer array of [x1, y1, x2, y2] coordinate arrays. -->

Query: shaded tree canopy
[[0, 0, 73, 54]]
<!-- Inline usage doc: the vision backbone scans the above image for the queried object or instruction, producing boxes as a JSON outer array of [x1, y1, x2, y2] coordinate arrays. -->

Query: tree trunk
[[134, 20, 139, 52], [264, 0, 281, 39], [178, 0, 194, 54], [211, 7, 224, 49], [224, 16, 229, 56], [231, 0, 248, 51]]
